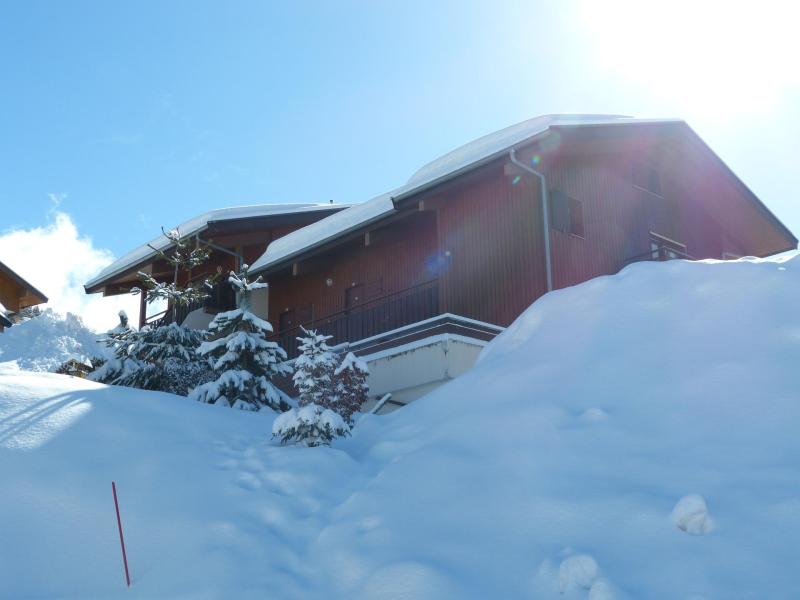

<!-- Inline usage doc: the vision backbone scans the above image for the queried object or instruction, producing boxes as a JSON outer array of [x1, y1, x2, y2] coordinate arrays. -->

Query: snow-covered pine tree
[[332, 351, 369, 423], [293, 328, 337, 407], [190, 265, 291, 411], [271, 404, 350, 447], [89, 311, 141, 384], [118, 322, 213, 395], [273, 328, 353, 447]]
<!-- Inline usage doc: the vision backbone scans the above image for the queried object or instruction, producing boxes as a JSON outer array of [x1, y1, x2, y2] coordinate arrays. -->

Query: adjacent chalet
[[84, 204, 349, 329], [0, 260, 48, 331], [85, 115, 797, 412]]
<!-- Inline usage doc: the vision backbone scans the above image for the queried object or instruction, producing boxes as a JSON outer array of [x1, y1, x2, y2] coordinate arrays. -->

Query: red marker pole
[[111, 481, 131, 587]]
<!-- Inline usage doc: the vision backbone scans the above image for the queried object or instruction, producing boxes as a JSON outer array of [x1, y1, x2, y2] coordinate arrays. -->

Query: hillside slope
[[2, 254, 799, 599]]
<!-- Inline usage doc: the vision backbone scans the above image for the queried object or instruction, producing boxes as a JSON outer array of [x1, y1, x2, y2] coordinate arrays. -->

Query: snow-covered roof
[[250, 114, 683, 273], [85, 203, 347, 290]]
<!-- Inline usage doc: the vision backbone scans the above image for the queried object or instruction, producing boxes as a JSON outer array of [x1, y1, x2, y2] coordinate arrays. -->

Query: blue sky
[[0, 0, 798, 327]]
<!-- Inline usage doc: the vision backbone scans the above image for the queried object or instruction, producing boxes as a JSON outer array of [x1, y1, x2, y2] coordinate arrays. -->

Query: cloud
[[0, 211, 140, 332]]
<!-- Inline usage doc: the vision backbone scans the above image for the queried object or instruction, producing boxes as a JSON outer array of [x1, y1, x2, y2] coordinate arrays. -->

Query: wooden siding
[[267, 212, 439, 328], [0, 269, 44, 313], [263, 130, 794, 342], [434, 166, 547, 326]]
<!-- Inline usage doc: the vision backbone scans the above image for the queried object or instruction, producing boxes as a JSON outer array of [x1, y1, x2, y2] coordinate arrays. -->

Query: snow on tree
[[293, 328, 337, 407], [190, 265, 291, 411], [89, 311, 140, 385], [332, 351, 369, 423], [131, 227, 217, 320], [274, 329, 360, 446], [90, 312, 212, 395], [271, 404, 350, 447], [118, 322, 213, 395]]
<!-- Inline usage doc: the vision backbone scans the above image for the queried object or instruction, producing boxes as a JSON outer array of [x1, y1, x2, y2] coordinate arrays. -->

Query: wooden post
[[138, 291, 147, 329], [112, 481, 131, 587]]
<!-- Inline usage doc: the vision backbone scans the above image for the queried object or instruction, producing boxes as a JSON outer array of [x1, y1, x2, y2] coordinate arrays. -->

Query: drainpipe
[[509, 148, 553, 292]]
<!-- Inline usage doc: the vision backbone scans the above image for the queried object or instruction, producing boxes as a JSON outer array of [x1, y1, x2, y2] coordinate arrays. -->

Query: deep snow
[[2, 254, 800, 599], [0, 309, 110, 371]]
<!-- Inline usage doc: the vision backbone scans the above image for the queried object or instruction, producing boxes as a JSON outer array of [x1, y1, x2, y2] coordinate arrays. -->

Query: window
[[632, 161, 662, 196], [345, 284, 365, 313], [549, 190, 585, 237], [278, 309, 296, 332]]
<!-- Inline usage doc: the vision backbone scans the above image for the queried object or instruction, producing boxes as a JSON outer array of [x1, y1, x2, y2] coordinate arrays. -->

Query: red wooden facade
[[261, 123, 796, 353]]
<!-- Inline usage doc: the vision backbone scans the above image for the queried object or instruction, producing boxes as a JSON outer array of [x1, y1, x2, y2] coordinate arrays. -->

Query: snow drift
[[0, 309, 110, 372], [2, 254, 800, 599]]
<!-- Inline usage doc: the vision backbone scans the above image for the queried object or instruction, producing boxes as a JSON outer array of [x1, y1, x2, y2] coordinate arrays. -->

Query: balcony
[[144, 281, 236, 329], [272, 279, 441, 359], [624, 236, 695, 266]]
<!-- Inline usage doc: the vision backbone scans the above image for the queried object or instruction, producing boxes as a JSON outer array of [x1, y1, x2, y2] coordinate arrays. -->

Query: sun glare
[[579, 0, 800, 116]]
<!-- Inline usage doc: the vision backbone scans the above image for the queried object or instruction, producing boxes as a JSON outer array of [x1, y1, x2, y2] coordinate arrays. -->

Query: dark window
[[550, 190, 584, 237], [568, 196, 584, 237], [364, 278, 384, 301], [296, 304, 313, 326], [632, 161, 662, 196], [279, 309, 296, 332], [345, 284, 365, 313]]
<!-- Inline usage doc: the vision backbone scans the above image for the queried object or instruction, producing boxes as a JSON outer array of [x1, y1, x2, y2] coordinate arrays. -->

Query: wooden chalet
[[83, 204, 349, 329], [0, 260, 48, 331], [85, 115, 797, 412]]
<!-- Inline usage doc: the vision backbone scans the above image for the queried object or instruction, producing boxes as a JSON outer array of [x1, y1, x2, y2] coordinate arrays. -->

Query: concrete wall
[[360, 333, 487, 414]]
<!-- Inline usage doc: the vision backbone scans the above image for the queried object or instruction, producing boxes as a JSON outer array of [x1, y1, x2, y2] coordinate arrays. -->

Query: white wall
[[361, 334, 487, 414]]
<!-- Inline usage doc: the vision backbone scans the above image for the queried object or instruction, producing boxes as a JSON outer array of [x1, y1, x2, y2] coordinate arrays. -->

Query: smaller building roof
[[0, 260, 48, 308], [85, 203, 348, 291], [250, 115, 684, 273]]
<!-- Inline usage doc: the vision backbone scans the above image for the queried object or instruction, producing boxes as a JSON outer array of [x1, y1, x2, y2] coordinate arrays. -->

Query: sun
[[578, 0, 800, 116]]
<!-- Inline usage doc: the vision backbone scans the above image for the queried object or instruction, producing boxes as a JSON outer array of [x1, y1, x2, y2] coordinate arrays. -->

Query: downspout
[[509, 148, 553, 292]]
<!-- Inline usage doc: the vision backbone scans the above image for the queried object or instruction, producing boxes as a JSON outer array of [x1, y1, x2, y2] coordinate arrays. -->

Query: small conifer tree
[[190, 265, 291, 411], [293, 328, 337, 407], [273, 328, 357, 446], [89, 311, 140, 385], [332, 352, 369, 424]]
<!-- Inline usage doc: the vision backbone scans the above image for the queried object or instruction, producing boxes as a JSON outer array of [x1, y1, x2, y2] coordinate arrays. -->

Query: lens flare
[[531, 154, 541, 166], [512, 175, 522, 185]]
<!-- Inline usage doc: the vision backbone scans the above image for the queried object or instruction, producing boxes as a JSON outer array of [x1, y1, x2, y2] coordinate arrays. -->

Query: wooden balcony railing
[[144, 281, 236, 329], [624, 243, 694, 266], [272, 279, 441, 359]]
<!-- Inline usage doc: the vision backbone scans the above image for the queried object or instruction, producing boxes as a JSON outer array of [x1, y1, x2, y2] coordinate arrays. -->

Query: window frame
[[632, 161, 664, 198], [549, 189, 586, 239]]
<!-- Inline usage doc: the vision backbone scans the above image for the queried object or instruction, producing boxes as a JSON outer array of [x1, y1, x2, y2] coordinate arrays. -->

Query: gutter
[[509, 148, 553, 292]]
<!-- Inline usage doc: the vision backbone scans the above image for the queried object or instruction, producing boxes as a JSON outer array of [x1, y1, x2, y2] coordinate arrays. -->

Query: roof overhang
[[84, 203, 350, 294], [251, 119, 689, 274], [251, 117, 796, 274], [0, 260, 48, 307]]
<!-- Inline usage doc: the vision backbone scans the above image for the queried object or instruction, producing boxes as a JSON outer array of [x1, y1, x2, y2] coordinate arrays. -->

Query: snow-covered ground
[[2, 254, 800, 599], [0, 309, 110, 372]]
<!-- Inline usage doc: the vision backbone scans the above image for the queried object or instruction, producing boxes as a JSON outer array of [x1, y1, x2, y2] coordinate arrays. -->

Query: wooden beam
[[138, 291, 147, 329]]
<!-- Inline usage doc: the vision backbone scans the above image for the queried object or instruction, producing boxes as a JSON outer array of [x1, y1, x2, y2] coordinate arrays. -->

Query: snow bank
[[2, 254, 800, 598], [0, 309, 110, 371]]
